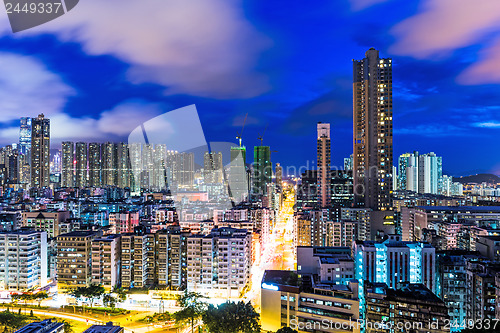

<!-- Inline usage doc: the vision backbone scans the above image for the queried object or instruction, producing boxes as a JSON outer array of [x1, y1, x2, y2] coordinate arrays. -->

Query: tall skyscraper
[[88, 143, 102, 187], [253, 146, 271, 195], [353, 48, 393, 210], [31, 114, 50, 188], [117, 143, 132, 189], [204, 152, 223, 184], [101, 142, 117, 186], [398, 151, 442, 195], [75, 142, 88, 188], [229, 146, 247, 203], [61, 142, 74, 187], [317, 122, 331, 208], [19, 117, 31, 158]]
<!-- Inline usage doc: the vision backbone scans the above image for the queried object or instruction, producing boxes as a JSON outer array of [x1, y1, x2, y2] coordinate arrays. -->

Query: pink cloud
[[390, 0, 500, 58], [457, 39, 500, 84]]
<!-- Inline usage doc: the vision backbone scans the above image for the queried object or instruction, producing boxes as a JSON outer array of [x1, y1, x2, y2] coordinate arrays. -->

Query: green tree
[[34, 291, 49, 307], [102, 294, 117, 309], [202, 301, 261, 333], [276, 327, 298, 333], [112, 287, 127, 303], [70, 284, 105, 308], [172, 291, 206, 333], [0, 310, 28, 331]]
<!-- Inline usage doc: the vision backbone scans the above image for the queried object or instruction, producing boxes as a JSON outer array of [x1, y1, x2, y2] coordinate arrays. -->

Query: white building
[[187, 227, 251, 298], [0, 230, 47, 291], [91, 234, 121, 291]]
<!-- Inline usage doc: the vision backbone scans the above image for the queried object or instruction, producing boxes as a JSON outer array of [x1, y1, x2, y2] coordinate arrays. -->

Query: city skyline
[[0, 1, 499, 176]]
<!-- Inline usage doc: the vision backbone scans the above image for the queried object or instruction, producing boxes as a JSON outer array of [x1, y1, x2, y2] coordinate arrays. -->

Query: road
[[244, 182, 296, 310]]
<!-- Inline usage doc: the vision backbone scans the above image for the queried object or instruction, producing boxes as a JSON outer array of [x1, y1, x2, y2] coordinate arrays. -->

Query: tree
[[0, 311, 29, 331], [112, 287, 127, 303], [34, 291, 49, 307], [202, 301, 261, 333], [276, 327, 298, 333], [103, 294, 117, 309], [173, 291, 206, 333], [70, 284, 105, 308]]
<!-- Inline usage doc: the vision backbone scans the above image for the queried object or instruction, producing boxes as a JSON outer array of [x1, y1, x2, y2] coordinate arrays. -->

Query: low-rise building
[[14, 320, 64, 333], [261, 270, 360, 333], [22, 211, 71, 238]]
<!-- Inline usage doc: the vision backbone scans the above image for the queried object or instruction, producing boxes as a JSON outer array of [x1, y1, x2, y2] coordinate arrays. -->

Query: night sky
[[0, 0, 499, 176]]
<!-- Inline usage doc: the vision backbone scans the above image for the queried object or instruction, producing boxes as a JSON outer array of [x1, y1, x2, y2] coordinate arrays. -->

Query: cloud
[[457, 40, 500, 84], [0, 0, 270, 98], [395, 124, 467, 137], [390, 0, 500, 58], [0, 52, 74, 122], [473, 121, 500, 128], [0, 99, 175, 146]]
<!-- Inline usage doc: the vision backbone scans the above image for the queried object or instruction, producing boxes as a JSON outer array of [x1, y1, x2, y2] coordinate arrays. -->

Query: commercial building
[[0, 230, 47, 291], [353, 48, 393, 210], [261, 270, 360, 333]]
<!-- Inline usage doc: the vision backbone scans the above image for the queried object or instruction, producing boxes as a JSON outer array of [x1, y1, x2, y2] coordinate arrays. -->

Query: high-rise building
[[91, 234, 121, 291], [31, 114, 50, 188], [75, 142, 88, 188], [0, 230, 47, 291], [317, 123, 331, 208], [187, 227, 251, 298], [117, 143, 132, 189], [88, 143, 101, 187], [19, 117, 31, 158], [61, 142, 74, 187], [156, 226, 189, 290], [398, 151, 442, 194], [253, 146, 272, 195], [101, 142, 117, 186], [354, 235, 436, 296], [353, 48, 393, 210], [56, 230, 98, 292], [229, 147, 247, 203], [204, 152, 223, 184], [275, 163, 283, 186]]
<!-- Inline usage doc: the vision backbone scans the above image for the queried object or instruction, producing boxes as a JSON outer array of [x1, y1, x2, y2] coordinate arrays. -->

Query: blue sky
[[0, 0, 499, 176]]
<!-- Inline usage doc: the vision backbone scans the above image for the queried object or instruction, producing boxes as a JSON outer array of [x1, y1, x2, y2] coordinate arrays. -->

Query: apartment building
[[22, 211, 71, 238], [0, 230, 47, 291], [120, 229, 155, 288], [56, 230, 98, 292], [466, 258, 500, 321], [353, 235, 437, 296], [91, 234, 121, 291], [156, 226, 189, 290], [187, 227, 251, 298], [365, 282, 449, 333]]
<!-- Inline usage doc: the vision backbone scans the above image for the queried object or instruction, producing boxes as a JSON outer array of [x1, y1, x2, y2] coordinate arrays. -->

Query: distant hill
[[453, 173, 500, 184]]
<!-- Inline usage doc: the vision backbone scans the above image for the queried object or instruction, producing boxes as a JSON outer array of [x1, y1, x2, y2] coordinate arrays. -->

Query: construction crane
[[235, 113, 248, 147], [257, 124, 269, 146]]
